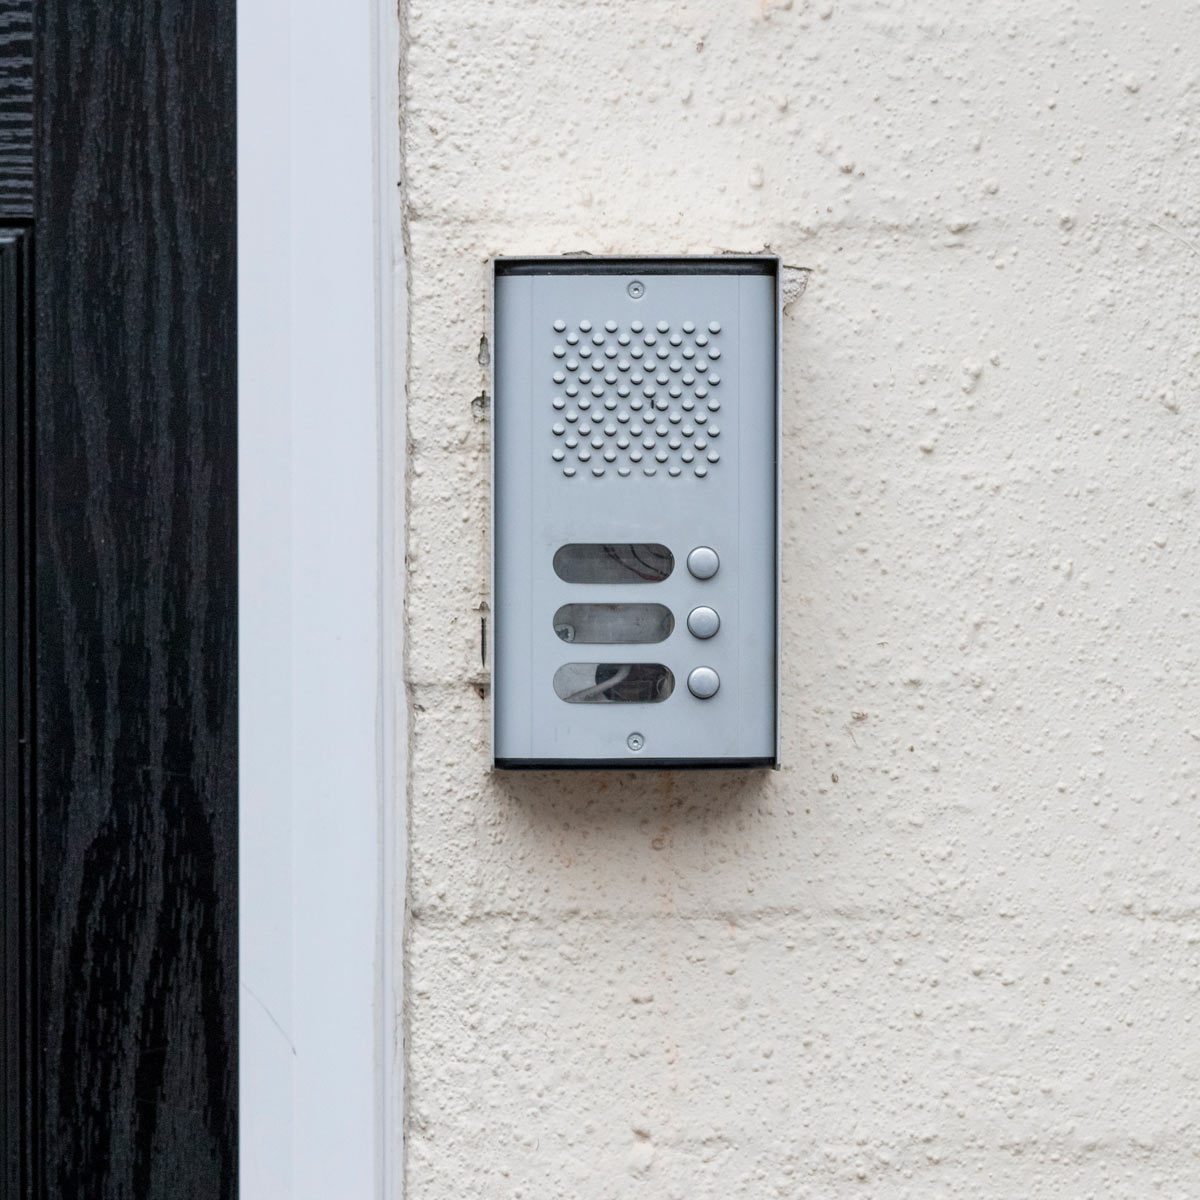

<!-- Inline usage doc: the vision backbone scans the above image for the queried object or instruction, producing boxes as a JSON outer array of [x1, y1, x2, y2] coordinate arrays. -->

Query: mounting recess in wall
[[491, 256, 780, 768]]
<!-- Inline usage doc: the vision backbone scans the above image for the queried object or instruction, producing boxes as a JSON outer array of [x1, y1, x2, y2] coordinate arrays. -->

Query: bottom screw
[[626, 732, 645, 752]]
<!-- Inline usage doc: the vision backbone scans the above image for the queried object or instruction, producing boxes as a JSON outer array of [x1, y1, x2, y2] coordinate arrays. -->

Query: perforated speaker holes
[[548, 317, 723, 479]]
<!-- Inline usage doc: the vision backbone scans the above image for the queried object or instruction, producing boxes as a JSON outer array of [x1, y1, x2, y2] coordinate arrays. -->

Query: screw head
[[626, 731, 645, 752], [627, 280, 645, 299]]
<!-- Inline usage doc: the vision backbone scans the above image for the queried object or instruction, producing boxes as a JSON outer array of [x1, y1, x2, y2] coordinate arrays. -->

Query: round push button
[[687, 667, 720, 699], [687, 546, 719, 580], [687, 606, 720, 639]]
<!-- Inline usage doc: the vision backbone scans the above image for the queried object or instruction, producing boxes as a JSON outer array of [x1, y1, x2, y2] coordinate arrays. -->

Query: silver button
[[687, 666, 720, 699], [687, 606, 720, 639], [687, 546, 719, 579]]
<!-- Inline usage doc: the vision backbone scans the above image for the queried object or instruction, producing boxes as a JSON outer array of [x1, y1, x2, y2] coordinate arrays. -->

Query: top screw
[[627, 280, 645, 299]]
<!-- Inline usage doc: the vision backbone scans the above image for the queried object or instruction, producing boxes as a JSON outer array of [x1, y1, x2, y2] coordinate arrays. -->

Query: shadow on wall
[[491, 765, 779, 832], [480, 762, 805, 913]]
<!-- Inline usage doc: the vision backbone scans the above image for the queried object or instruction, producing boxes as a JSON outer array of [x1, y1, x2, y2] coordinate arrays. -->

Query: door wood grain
[[28, 4, 238, 1196]]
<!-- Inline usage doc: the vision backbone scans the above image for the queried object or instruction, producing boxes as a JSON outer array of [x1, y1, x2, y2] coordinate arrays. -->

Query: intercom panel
[[492, 257, 779, 768]]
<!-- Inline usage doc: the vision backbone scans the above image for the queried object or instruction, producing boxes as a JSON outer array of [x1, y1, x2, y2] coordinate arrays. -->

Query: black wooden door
[[2, 4, 238, 1197]]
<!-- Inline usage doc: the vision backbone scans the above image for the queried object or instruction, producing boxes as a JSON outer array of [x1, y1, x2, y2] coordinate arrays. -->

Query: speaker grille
[[548, 317, 723, 479]]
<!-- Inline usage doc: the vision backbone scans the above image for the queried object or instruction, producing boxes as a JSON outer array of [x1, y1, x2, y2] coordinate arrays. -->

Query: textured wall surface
[[401, 2, 1200, 1195]]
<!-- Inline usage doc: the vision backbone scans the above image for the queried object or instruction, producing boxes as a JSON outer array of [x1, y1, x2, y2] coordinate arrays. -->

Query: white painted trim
[[373, 0, 407, 1192], [237, 1, 404, 1196]]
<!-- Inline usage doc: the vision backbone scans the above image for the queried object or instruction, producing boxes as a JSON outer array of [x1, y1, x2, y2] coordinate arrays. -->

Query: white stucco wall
[[401, 2, 1200, 1195]]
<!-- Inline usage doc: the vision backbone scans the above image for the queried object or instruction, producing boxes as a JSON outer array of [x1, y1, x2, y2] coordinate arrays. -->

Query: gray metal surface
[[686, 666, 721, 699], [493, 258, 779, 766], [687, 546, 720, 579], [686, 606, 721, 640]]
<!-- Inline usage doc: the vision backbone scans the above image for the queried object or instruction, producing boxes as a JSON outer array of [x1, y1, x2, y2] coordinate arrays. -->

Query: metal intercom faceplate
[[492, 257, 780, 768]]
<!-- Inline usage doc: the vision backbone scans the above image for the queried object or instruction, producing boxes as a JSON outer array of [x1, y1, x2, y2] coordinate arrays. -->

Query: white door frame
[[237, 1, 405, 1195]]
